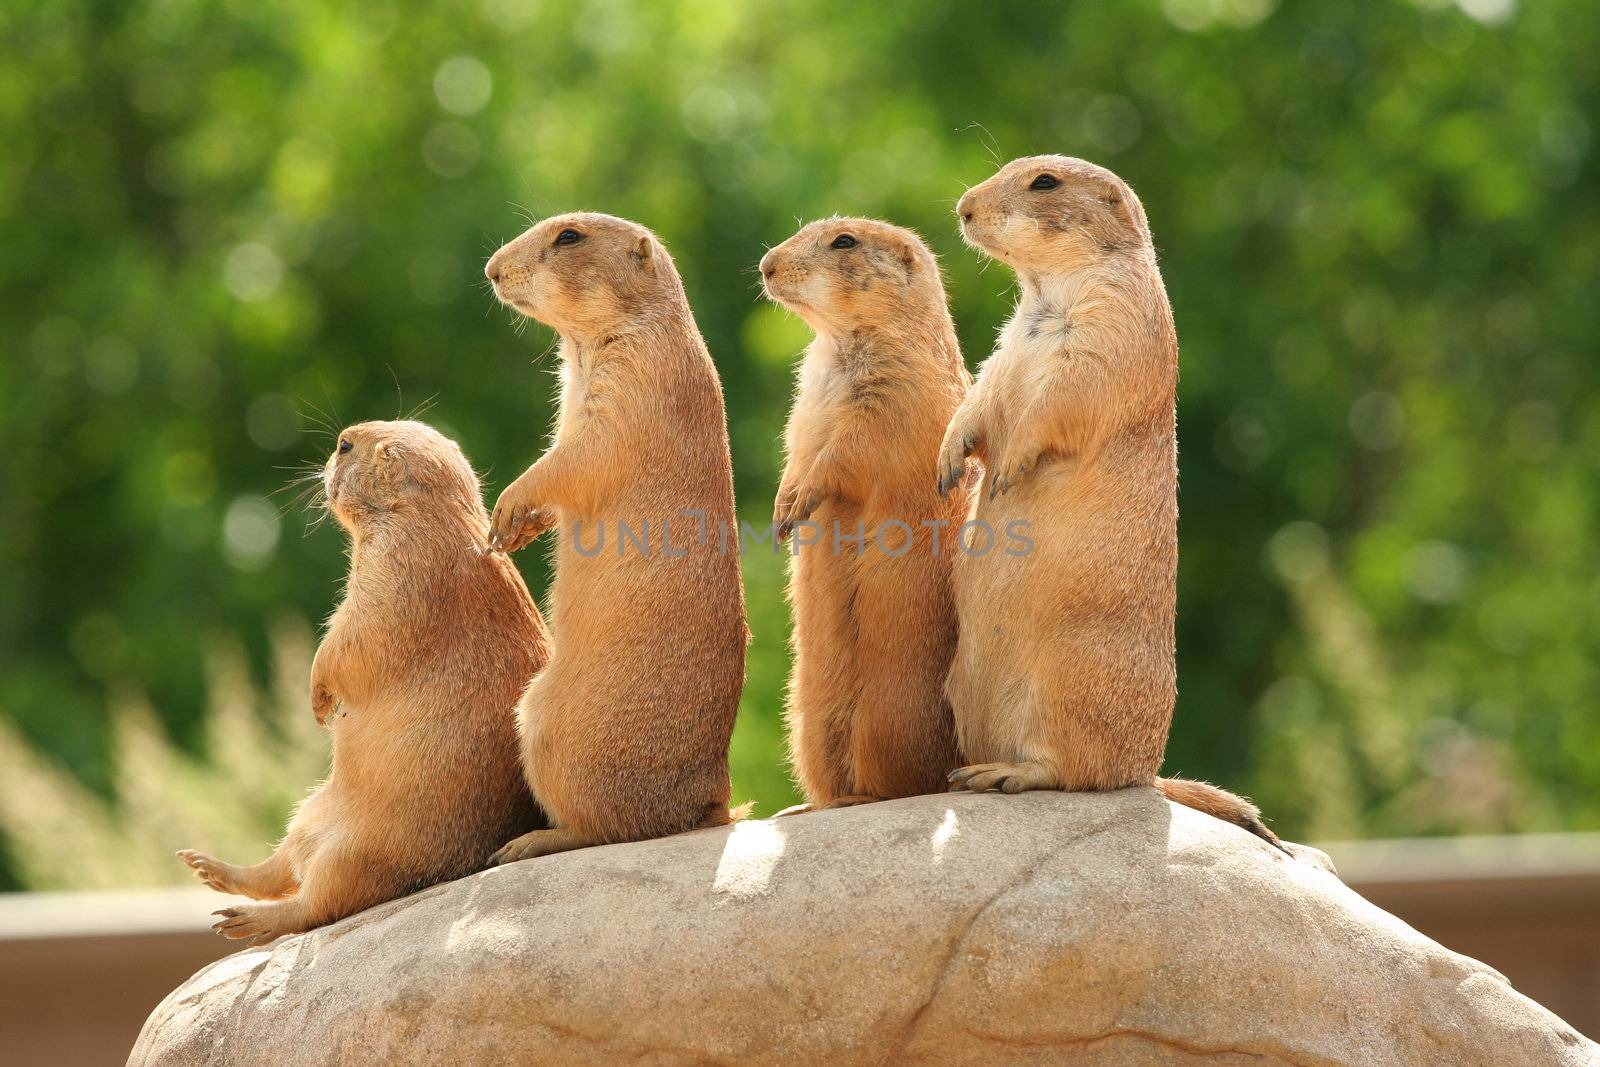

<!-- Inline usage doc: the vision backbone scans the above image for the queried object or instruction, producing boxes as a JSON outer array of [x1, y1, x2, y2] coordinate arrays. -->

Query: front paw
[[936, 426, 978, 496], [774, 484, 824, 541], [988, 446, 1042, 499], [499, 507, 555, 554], [488, 475, 543, 553], [311, 684, 337, 726]]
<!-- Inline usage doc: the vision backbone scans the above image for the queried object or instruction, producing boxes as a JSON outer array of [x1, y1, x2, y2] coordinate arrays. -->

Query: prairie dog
[[759, 218, 967, 809], [939, 156, 1281, 848], [180, 420, 551, 944], [483, 212, 746, 862]]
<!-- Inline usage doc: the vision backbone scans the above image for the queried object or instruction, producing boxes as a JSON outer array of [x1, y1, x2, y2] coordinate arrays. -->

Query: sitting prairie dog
[[939, 155, 1282, 849], [759, 218, 967, 809], [180, 420, 551, 943], [482, 212, 747, 862]]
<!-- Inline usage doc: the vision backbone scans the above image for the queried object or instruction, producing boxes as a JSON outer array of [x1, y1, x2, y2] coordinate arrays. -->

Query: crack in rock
[[890, 820, 1121, 1061]]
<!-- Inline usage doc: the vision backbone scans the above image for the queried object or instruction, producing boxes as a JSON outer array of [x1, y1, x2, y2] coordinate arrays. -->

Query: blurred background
[[2, 0, 1598, 1055]]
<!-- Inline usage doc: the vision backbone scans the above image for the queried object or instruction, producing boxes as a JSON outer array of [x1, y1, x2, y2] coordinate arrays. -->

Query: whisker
[[300, 397, 343, 438], [405, 393, 441, 423], [270, 486, 318, 512], [277, 486, 322, 519], [386, 363, 405, 420], [317, 378, 343, 432], [508, 201, 546, 229], [297, 401, 335, 433], [267, 468, 325, 490], [959, 121, 1004, 170]]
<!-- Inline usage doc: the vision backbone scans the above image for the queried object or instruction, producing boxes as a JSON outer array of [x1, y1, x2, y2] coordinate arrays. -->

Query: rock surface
[[131, 789, 1595, 1066]]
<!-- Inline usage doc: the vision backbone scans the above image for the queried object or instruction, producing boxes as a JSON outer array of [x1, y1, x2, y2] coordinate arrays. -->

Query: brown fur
[[483, 212, 747, 863], [940, 156, 1282, 850], [180, 420, 551, 944], [759, 218, 969, 810]]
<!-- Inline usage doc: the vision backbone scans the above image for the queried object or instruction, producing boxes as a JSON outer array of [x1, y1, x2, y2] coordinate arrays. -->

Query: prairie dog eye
[[554, 229, 583, 246], [830, 234, 857, 250], [1029, 174, 1059, 190], [338, 438, 353, 455]]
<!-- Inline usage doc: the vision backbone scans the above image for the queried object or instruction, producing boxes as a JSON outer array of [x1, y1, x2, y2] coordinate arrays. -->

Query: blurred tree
[[0, 0, 1596, 886]]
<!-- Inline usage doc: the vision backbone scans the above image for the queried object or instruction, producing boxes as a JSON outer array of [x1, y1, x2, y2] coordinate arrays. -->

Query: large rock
[[131, 790, 1594, 1065]]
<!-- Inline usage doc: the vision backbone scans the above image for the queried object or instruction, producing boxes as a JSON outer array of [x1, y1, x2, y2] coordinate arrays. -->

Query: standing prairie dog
[[759, 218, 967, 809], [180, 420, 551, 944], [483, 212, 747, 862], [939, 155, 1282, 848]]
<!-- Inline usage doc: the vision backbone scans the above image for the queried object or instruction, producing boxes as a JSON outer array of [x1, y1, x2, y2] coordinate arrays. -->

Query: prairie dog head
[[956, 155, 1151, 273], [485, 212, 680, 338], [760, 217, 944, 336], [323, 420, 483, 532]]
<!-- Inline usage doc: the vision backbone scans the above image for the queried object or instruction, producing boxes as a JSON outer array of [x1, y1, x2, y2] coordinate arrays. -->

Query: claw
[[947, 761, 1054, 795]]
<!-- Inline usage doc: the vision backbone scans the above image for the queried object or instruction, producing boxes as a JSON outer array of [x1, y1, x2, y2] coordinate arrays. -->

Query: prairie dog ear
[[881, 235, 918, 276], [1098, 182, 1143, 235], [631, 234, 655, 274], [372, 440, 412, 493], [372, 439, 395, 478]]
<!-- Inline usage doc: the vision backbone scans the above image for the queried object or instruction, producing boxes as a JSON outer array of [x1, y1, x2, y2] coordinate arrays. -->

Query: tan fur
[[482, 212, 747, 863], [180, 420, 551, 944], [759, 218, 968, 809], [940, 156, 1281, 849]]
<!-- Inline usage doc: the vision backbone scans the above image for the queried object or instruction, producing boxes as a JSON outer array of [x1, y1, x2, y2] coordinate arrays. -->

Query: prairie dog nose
[[759, 251, 776, 279], [956, 191, 974, 222], [484, 254, 503, 282]]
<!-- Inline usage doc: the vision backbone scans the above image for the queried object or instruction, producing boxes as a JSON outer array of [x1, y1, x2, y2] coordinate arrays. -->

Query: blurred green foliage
[[1, 0, 1597, 887]]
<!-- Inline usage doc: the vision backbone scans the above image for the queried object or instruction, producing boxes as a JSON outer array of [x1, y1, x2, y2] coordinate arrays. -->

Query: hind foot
[[211, 901, 306, 946], [490, 827, 593, 866], [774, 795, 882, 818], [819, 794, 884, 809], [947, 761, 1059, 794], [178, 849, 297, 899], [178, 850, 250, 896]]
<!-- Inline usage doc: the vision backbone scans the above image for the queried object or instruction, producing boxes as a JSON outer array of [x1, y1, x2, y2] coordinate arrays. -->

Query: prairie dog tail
[[696, 800, 755, 830], [1155, 777, 1287, 853]]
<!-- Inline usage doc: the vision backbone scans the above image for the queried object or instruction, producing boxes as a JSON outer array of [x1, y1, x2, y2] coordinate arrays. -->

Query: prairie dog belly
[[325, 695, 459, 823], [948, 447, 1170, 762]]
